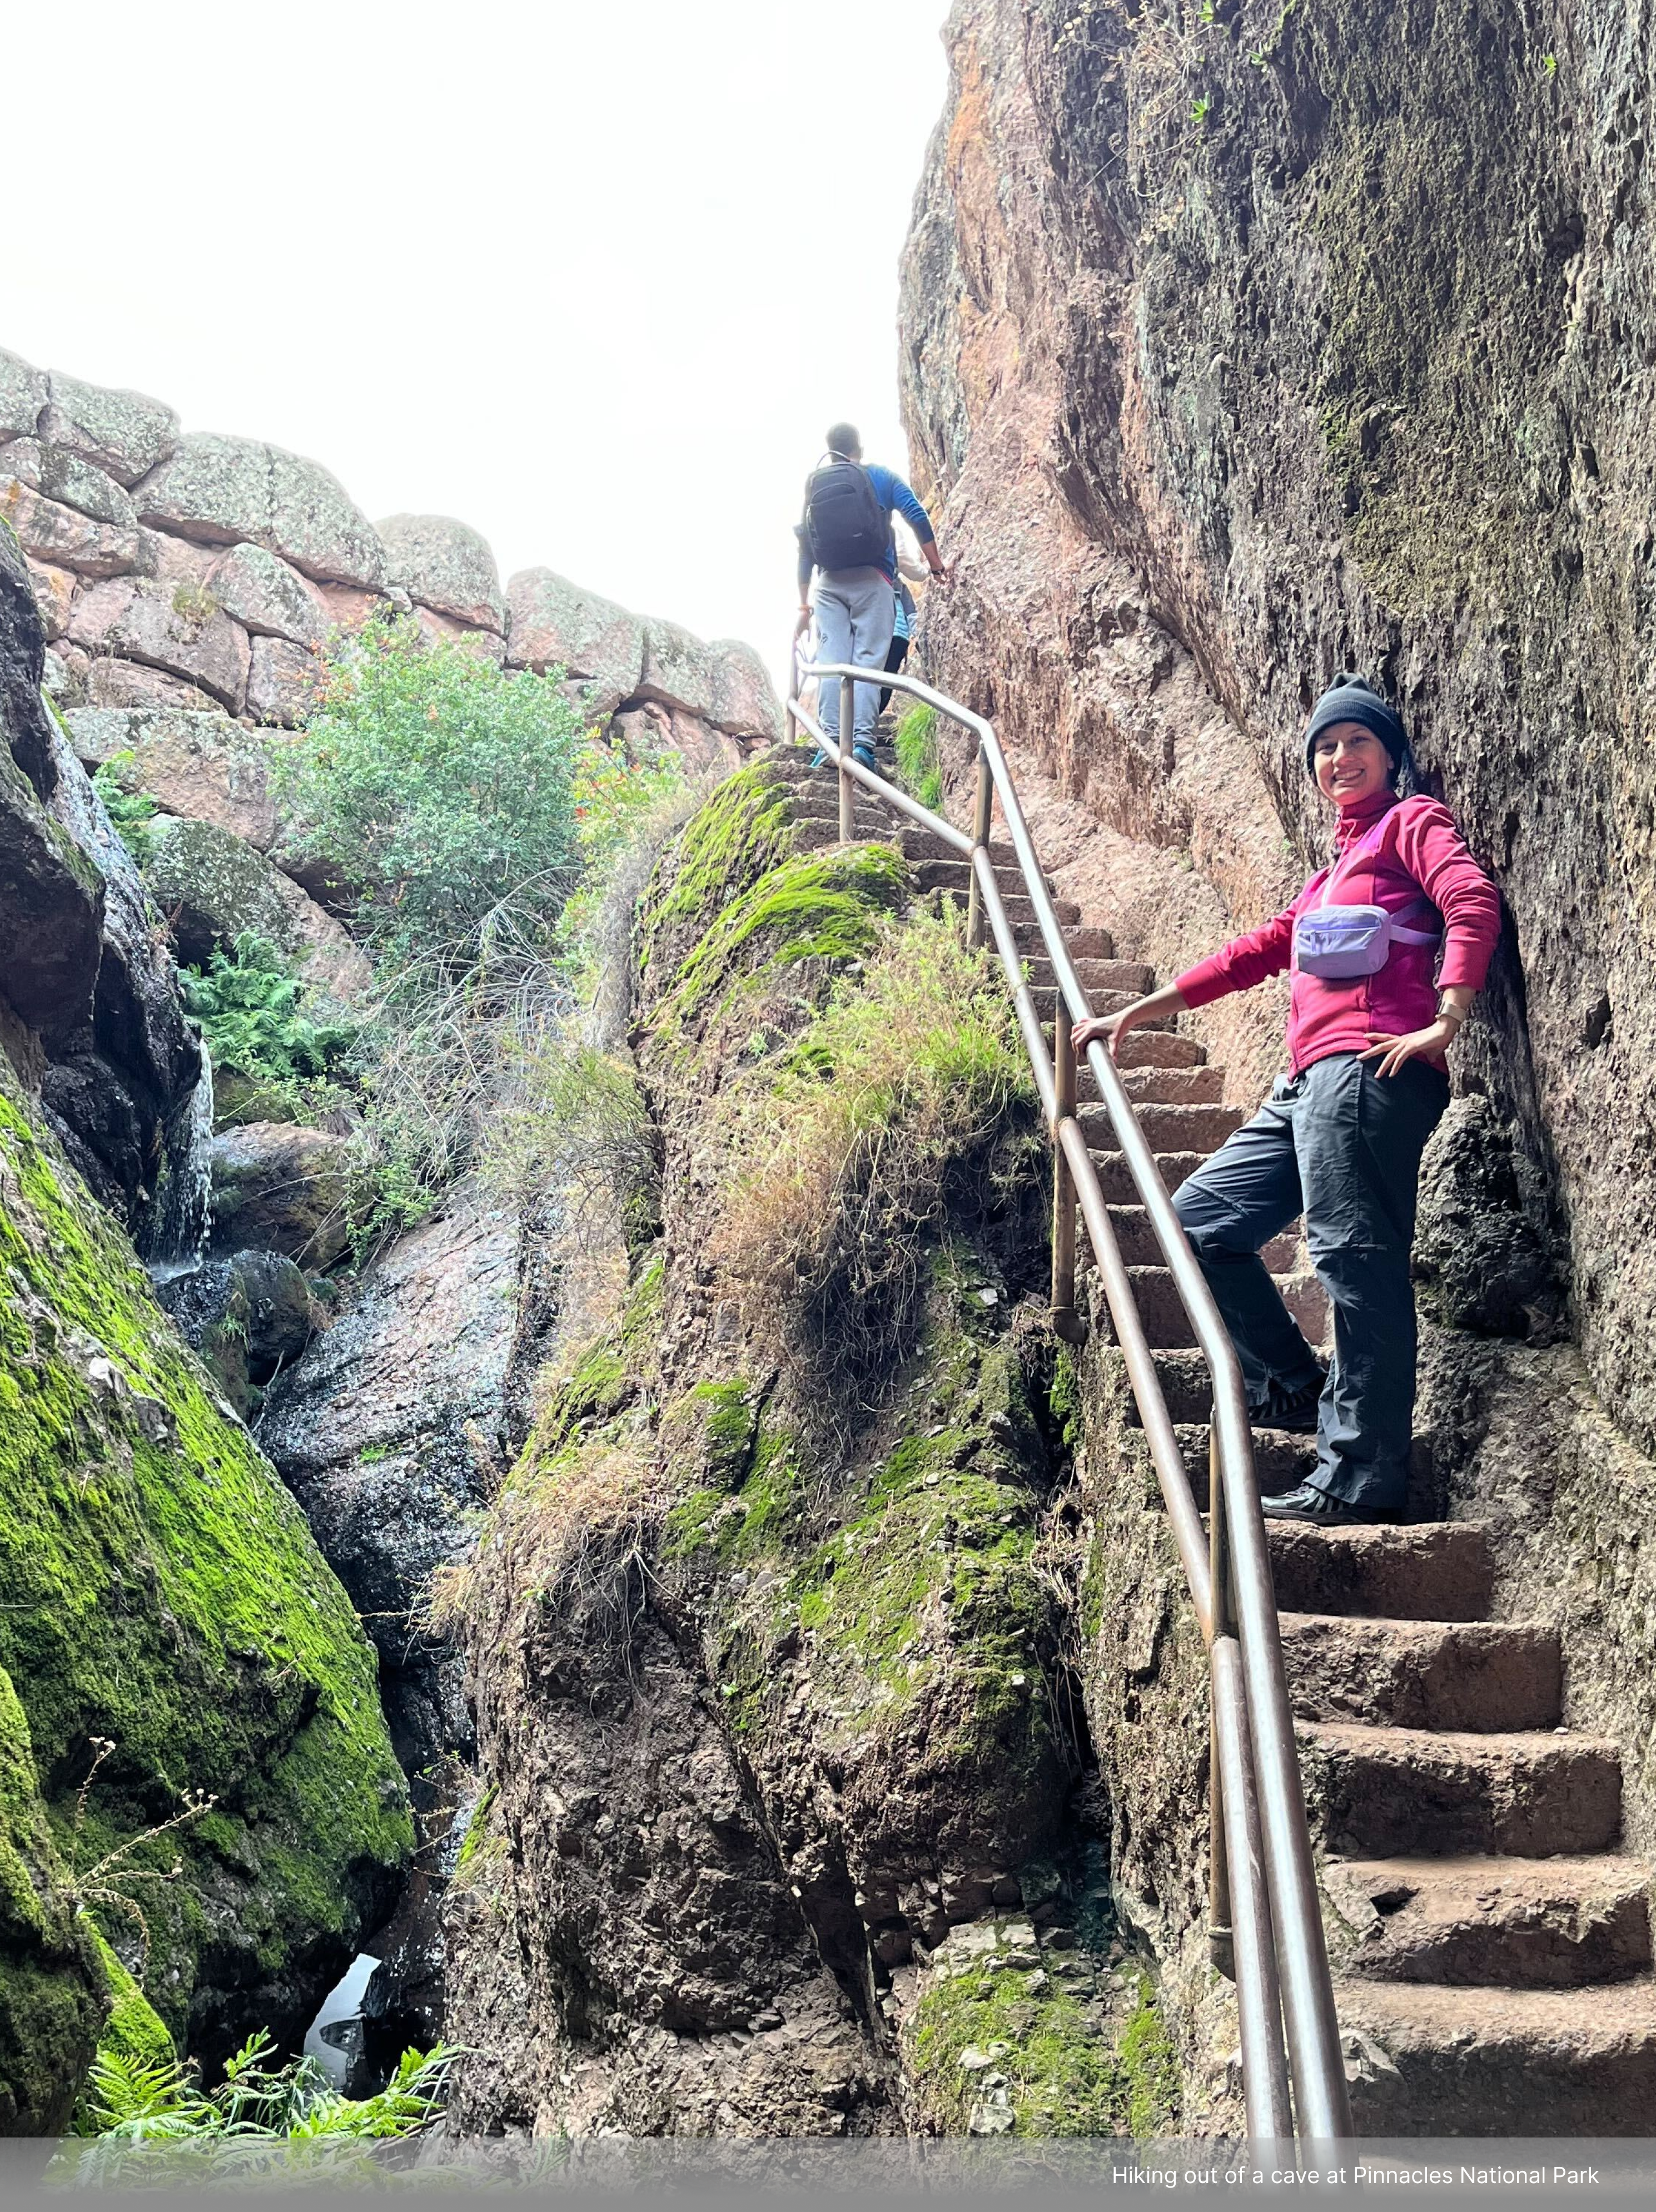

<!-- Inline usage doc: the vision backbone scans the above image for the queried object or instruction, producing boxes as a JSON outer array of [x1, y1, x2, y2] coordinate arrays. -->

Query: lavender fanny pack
[[1293, 826, 1441, 980]]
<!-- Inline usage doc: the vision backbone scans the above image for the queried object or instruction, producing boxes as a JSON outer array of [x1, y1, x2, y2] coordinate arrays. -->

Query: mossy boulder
[[0, 1669, 103, 2132], [142, 815, 371, 1003], [0, 1059, 411, 2088]]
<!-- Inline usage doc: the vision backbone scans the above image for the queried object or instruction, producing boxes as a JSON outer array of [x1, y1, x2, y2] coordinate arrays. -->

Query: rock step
[[791, 810, 1038, 892], [1297, 1722, 1623, 1859], [1327, 1855, 1654, 1991], [1023, 956, 1157, 998], [1080, 1100, 1247, 1154], [1118, 1423, 1316, 1502], [1045, 925, 1114, 963], [1280, 1614, 1562, 1733], [1097, 1202, 1296, 1272], [1096, 1264, 1326, 1353], [1107, 1030, 1207, 1071], [1338, 1975, 1656, 2135], [1266, 1521, 1496, 1623], [1114, 1064, 1226, 1106]]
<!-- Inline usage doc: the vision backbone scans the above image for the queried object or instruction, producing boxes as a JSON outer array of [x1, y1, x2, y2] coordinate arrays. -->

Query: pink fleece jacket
[[1173, 791, 1502, 1076]]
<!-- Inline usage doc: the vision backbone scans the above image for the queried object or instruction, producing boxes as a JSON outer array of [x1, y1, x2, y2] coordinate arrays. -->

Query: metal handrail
[[789, 652, 1350, 2150]]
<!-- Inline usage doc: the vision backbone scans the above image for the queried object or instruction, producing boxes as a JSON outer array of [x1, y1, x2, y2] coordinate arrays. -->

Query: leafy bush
[[181, 934, 356, 1085], [75, 2027, 457, 2169], [92, 752, 163, 865], [893, 701, 944, 811], [273, 611, 588, 970]]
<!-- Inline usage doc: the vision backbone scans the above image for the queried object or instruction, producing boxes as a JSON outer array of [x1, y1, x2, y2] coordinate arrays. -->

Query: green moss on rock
[[0, 1667, 103, 2132], [0, 1068, 410, 2073], [909, 1955, 1178, 2137]]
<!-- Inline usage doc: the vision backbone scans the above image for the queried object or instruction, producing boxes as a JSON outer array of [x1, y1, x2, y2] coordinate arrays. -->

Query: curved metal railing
[[788, 651, 1351, 2150]]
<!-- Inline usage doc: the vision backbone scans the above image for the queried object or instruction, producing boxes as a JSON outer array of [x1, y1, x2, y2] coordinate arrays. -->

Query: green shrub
[[893, 702, 944, 811], [273, 612, 588, 971], [181, 934, 356, 1088]]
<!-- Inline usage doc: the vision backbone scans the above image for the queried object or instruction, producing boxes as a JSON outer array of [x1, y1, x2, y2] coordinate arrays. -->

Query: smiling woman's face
[[1311, 721, 1392, 808]]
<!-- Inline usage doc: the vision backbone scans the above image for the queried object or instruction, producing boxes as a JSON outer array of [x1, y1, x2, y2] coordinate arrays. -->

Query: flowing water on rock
[[145, 1040, 215, 1276], [302, 1952, 382, 2092]]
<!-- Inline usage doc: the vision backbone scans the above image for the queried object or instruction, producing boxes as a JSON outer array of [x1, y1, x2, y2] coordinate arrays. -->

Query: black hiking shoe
[[1262, 1381, 1324, 1435], [1260, 1484, 1369, 1526]]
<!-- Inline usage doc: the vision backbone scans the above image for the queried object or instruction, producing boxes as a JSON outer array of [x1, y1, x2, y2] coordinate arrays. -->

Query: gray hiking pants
[[812, 567, 895, 763], [1171, 1052, 1449, 1514]]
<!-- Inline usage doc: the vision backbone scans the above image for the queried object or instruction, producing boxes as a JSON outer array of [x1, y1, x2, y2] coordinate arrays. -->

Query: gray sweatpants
[[812, 567, 895, 761], [1171, 1053, 1449, 1514]]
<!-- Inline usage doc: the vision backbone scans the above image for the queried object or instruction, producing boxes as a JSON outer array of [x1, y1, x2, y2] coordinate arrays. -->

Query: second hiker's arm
[[1073, 983, 1187, 1057]]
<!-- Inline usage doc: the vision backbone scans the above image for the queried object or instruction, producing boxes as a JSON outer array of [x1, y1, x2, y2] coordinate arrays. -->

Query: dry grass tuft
[[710, 906, 1040, 1401]]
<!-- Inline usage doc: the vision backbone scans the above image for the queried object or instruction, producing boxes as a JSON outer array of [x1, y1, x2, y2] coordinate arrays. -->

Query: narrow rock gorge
[[11, 0, 1656, 2149]]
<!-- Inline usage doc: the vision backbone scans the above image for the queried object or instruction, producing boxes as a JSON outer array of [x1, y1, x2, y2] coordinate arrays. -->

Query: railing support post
[[965, 746, 992, 946], [837, 671, 856, 842], [1050, 1003, 1083, 1344], [1209, 1422, 1235, 1975]]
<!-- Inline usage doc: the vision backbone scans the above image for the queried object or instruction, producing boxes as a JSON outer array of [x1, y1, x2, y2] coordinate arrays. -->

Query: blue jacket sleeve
[[886, 472, 936, 545]]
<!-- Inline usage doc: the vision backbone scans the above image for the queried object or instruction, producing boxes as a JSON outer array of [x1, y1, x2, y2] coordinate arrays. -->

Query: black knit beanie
[[1303, 672, 1408, 780]]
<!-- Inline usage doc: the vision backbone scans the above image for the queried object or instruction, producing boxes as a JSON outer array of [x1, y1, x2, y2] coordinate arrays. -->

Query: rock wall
[[440, 765, 1177, 2139], [0, 524, 202, 1234], [1, 344, 780, 764], [897, 0, 1656, 2111], [0, 1043, 411, 2121], [900, 0, 1656, 1432]]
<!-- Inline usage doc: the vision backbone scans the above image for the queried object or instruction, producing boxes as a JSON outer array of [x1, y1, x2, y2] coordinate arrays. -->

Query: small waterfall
[[146, 1040, 215, 1279]]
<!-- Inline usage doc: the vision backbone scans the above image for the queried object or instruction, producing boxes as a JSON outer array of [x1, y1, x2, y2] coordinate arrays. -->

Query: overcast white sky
[[4, 1, 952, 685]]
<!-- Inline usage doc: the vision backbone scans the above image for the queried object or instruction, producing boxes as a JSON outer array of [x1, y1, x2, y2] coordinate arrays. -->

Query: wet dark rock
[[258, 1189, 519, 1794], [156, 1246, 322, 1411], [208, 1122, 354, 1267], [1414, 1097, 1562, 1341]]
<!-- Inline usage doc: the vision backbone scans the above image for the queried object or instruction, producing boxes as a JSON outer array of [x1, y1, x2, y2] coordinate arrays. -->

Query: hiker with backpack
[[1071, 677, 1501, 1527], [795, 423, 947, 771]]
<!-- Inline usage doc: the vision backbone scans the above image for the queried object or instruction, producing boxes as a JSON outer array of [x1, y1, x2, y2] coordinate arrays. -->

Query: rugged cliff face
[[0, 1034, 411, 2122], [898, 0, 1656, 2111], [441, 765, 1180, 2138], [902, 0, 1656, 1425]]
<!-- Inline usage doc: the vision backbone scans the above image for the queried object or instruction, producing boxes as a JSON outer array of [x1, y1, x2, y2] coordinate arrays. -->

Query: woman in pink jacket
[[1073, 676, 1501, 1525]]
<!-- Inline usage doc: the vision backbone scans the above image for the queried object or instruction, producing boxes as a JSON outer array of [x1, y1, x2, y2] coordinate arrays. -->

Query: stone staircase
[[766, 746, 1656, 2134]]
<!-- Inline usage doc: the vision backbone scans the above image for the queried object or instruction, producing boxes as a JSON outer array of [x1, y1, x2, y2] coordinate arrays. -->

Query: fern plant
[[78, 2029, 460, 2163], [181, 933, 357, 1085], [92, 752, 163, 866]]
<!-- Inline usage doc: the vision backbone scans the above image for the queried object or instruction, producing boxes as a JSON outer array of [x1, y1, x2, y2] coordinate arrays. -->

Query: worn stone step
[[1096, 1203, 1296, 1272], [1117, 1064, 1227, 1107], [1081, 1100, 1247, 1154], [912, 856, 1060, 901], [1266, 1521, 1496, 1622], [1087, 1151, 1206, 1204], [1097, 1264, 1326, 1352], [1326, 1855, 1654, 1990], [1023, 956, 1158, 998], [1120, 1422, 1316, 1503], [1298, 1722, 1623, 1858], [1039, 924, 1114, 961], [1109, 1029, 1207, 1070], [1281, 1614, 1562, 1732], [1339, 1974, 1656, 2135]]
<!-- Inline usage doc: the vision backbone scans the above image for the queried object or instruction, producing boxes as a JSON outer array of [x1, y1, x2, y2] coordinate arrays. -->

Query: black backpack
[[803, 458, 888, 572]]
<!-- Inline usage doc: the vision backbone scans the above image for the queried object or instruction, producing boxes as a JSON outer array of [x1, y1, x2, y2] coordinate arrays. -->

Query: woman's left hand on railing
[[1073, 984, 1188, 1059]]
